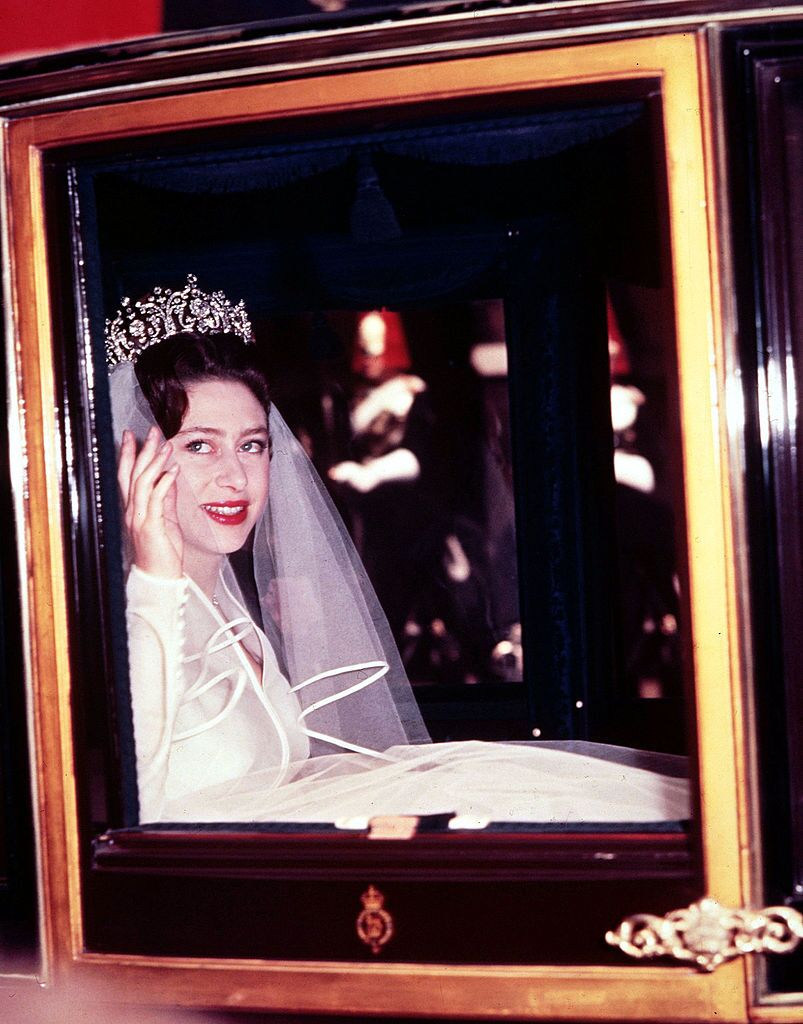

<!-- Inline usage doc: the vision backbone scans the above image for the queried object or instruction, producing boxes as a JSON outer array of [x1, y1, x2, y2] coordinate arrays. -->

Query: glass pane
[[264, 302, 524, 741], [68, 98, 692, 832]]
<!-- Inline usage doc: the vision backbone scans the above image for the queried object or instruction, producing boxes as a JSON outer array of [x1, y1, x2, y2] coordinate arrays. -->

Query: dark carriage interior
[[50, 89, 695, 848]]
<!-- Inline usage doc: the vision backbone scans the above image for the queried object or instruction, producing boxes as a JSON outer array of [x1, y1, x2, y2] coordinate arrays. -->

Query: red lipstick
[[202, 501, 249, 526]]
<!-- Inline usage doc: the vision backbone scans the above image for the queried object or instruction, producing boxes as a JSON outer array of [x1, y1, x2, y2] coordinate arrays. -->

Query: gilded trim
[[607, 898, 803, 972]]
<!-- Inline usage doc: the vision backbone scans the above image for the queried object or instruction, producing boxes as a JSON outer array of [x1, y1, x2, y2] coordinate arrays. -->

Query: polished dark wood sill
[[86, 825, 697, 961], [93, 825, 694, 882]]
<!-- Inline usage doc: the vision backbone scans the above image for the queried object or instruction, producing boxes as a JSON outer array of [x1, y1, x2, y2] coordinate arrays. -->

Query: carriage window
[[64, 97, 691, 835]]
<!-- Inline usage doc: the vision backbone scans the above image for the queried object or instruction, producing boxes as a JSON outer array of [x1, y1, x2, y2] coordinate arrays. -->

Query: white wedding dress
[[127, 565, 690, 827]]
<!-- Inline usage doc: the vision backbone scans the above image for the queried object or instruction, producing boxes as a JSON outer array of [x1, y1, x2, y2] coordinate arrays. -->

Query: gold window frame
[[2, 30, 750, 1020]]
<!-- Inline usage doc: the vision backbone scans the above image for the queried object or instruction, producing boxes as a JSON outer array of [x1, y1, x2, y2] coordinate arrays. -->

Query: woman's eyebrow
[[174, 425, 269, 437], [174, 425, 225, 436]]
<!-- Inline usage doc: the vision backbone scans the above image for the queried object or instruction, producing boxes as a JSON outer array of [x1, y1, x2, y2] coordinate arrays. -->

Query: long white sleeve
[[125, 565, 189, 822]]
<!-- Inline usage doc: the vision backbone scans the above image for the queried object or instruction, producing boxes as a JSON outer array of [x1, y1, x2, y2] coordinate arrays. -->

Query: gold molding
[[607, 898, 803, 972], [67, 953, 735, 1019]]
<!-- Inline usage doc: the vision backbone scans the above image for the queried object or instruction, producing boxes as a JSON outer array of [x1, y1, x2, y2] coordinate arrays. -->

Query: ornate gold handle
[[356, 885, 395, 954], [607, 897, 803, 972]]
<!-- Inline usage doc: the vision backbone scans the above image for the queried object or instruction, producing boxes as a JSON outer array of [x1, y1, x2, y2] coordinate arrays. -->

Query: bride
[[108, 276, 689, 827]]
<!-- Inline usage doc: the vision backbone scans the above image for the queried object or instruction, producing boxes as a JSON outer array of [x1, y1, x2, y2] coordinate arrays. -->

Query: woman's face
[[169, 378, 270, 569]]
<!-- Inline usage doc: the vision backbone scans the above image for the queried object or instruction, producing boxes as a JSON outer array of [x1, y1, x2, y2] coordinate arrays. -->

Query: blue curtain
[[105, 105, 642, 195]]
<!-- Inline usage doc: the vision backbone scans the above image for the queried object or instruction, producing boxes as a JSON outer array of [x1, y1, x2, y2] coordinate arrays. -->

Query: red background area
[[0, 0, 162, 61]]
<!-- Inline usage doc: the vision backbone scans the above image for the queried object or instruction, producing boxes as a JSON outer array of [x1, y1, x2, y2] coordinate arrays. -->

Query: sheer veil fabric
[[109, 360, 689, 826]]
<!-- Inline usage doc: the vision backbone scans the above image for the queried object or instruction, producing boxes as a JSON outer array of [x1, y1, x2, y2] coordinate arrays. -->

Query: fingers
[[118, 426, 160, 505], [128, 439, 174, 528], [117, 430, 136, 506], [161, 464, 179, 524], [117, 427, 184, 579], [120, 428, 172, 527], [149, 462, 179, 516]]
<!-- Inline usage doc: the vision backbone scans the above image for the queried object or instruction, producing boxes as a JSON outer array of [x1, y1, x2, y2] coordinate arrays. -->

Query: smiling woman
[[107, 276, 688, 827], [123, 376, 271, 591], [108, 278, 432, 821]]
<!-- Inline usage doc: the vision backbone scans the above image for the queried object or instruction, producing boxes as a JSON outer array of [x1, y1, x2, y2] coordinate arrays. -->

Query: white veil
[[109, 360, 430, 766], [249, 408, 428, 754], [109, 345, 688, 827]]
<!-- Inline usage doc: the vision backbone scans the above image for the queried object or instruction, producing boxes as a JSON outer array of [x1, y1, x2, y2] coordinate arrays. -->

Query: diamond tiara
[[105, 274, 254, 368]]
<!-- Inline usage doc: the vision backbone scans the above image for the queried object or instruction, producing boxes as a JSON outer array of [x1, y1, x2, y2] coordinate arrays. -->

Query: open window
[[73, 93, 689, 823], [2, 29, 751, 1020]]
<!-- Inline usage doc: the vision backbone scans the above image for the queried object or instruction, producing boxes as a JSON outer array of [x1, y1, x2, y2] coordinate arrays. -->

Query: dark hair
[[134, 332, 271, 439]]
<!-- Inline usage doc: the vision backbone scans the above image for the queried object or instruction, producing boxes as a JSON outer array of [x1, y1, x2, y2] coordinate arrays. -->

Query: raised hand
[[118, 426, 184, 579]]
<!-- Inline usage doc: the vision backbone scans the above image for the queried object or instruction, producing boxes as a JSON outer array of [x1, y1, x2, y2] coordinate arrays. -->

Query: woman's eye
[[240, 439, 267, 454], [185, 439, 213, 454]]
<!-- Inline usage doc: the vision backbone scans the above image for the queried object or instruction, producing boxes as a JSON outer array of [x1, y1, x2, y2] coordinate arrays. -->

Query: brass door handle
[[607, 897, 803, 971]]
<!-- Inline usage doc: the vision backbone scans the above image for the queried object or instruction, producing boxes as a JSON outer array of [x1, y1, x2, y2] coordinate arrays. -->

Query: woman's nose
[[215, 450, 247, 490]]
